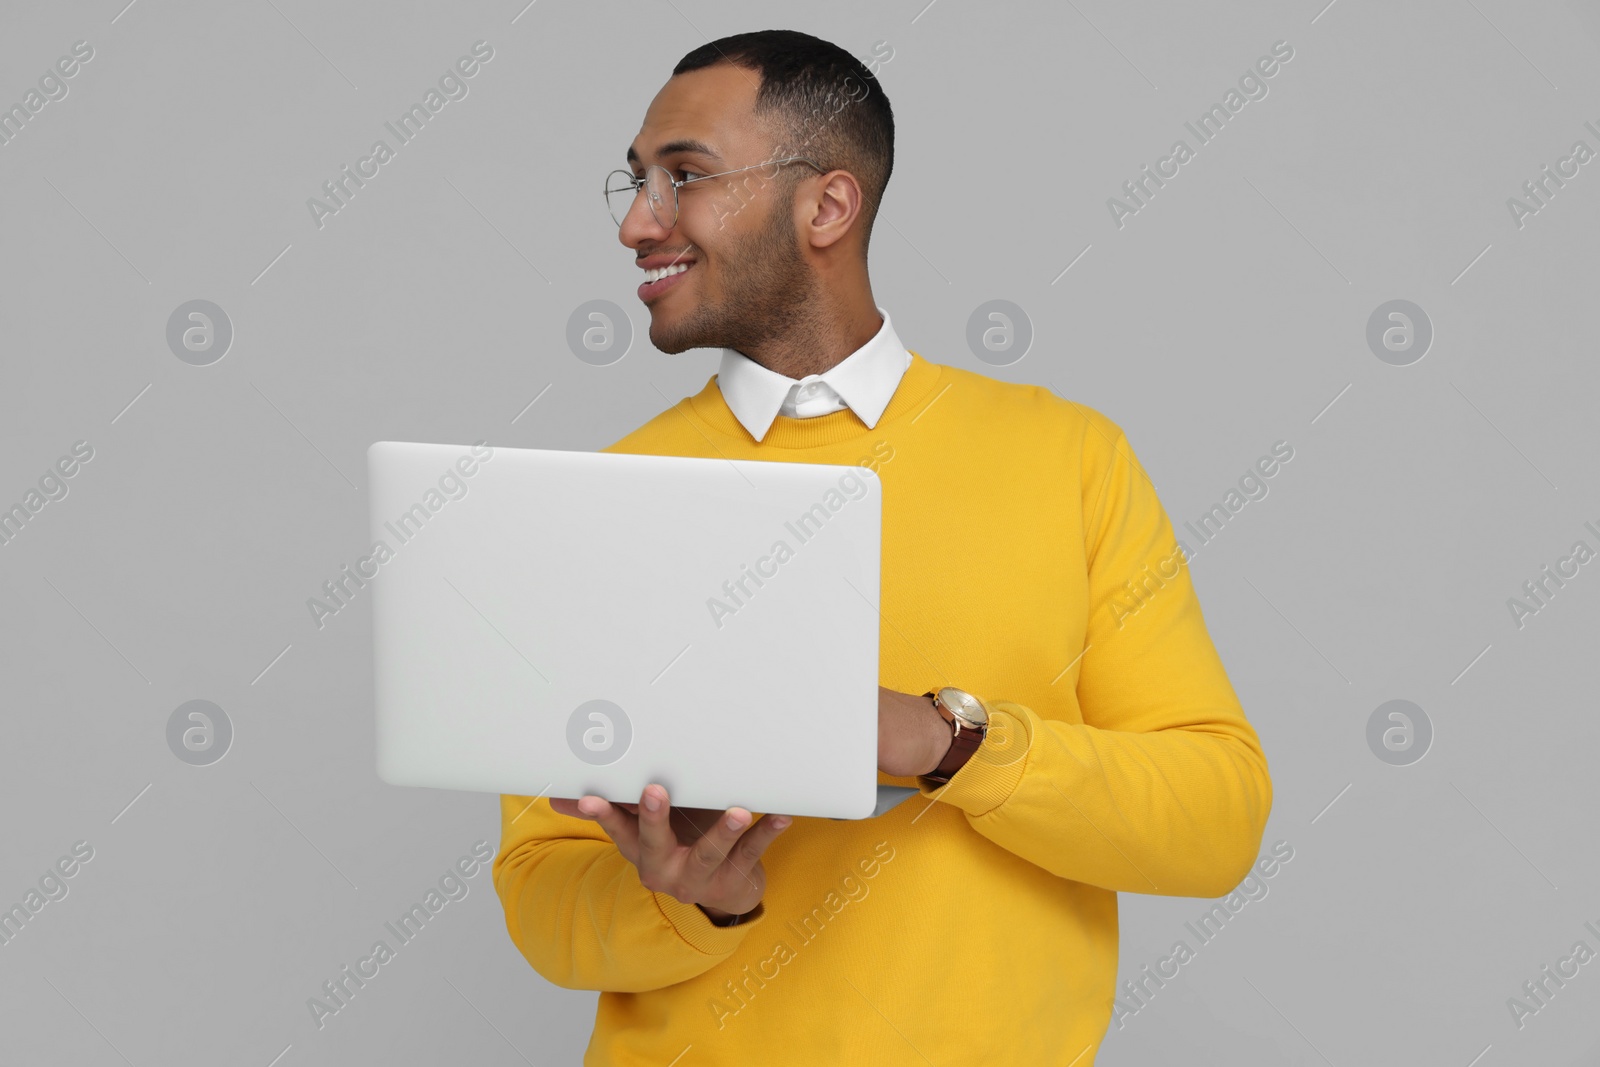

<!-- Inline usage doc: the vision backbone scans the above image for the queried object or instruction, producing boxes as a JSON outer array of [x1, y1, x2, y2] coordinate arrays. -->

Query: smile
[[638, 261, 694, 302]]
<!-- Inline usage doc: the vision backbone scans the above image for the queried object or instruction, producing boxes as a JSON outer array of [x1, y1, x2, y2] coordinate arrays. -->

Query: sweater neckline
[[685, 350, 945, 449]]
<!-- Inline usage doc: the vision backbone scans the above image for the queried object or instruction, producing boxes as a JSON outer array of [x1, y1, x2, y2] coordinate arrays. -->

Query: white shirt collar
[[714, 307, 912, 443]]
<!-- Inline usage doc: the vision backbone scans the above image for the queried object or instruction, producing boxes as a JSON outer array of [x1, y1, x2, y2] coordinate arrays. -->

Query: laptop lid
[[366, 440, 890, 820]]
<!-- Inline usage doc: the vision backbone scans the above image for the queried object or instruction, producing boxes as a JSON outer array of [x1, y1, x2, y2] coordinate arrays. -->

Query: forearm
[[493, 798, 759, 992], [929, 415, 1276, 897], [921, 701, 1272, 897]]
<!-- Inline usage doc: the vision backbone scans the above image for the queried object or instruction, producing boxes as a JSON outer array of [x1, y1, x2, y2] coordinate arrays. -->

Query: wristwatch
[[920, 687, 989, 785]]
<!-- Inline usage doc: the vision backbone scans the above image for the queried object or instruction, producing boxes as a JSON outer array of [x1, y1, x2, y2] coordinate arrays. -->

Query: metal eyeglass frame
[[604, 155, 825, 229]]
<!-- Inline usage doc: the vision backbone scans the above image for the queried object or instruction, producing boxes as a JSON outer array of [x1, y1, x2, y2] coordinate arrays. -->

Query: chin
[[649, 313, 722, 356], [647, 322, 693, 355]]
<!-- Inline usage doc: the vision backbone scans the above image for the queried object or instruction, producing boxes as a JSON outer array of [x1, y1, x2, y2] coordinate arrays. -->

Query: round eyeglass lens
[[606, 166, 676, 228]]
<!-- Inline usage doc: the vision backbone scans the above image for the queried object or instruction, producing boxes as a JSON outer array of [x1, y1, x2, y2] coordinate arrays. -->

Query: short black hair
[[673, 30, 894, 255]]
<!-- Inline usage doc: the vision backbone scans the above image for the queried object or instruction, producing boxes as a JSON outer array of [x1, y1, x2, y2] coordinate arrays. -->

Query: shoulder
[[599, 377, 717, 455], [928, 357, 1127, 456]]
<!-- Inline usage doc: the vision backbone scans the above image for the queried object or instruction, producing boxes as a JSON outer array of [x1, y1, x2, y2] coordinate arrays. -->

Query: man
[[494, 29, 1272, 1066]]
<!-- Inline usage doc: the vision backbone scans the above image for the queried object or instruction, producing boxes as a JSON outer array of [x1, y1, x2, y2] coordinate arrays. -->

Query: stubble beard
[[647, 192, 821, 356]]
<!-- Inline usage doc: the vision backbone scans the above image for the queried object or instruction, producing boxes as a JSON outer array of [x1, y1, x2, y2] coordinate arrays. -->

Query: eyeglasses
[[604, 156, 824, 229]]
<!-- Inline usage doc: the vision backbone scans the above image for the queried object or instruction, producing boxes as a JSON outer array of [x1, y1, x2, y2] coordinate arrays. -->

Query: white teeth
[[645, 262, 691, 283]]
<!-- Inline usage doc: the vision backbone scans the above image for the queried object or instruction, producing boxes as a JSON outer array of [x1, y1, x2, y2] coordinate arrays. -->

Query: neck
[[733, 287, 882, 380]]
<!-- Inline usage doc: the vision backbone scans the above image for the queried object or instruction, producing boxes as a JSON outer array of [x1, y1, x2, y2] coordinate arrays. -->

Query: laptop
[[366, 440, 919, 820]]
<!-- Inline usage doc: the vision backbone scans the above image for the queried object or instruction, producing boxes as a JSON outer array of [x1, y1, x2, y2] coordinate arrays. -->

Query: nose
[[618, 186, 672, 250]]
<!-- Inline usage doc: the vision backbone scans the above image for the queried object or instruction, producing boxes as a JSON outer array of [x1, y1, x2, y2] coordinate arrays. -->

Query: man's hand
[[549, 784, 790, 921], [878, 686, 953, 777]]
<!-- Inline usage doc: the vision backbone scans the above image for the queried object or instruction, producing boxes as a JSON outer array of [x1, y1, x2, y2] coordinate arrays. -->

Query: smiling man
[[493, 28, 1272, 1066]]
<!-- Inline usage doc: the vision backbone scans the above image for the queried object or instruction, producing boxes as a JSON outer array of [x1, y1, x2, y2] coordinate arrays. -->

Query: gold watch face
[[937, 687, 988, 729]]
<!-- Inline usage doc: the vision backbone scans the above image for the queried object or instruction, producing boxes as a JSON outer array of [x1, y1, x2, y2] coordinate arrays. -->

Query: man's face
[[619, 64, 821, 354]]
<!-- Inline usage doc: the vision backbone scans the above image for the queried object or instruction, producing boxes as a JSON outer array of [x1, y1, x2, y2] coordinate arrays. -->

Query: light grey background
[[2, 0, 1597, 1064]]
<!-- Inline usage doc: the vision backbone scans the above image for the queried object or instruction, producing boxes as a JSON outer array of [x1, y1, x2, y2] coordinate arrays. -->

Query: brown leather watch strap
[[924, 721, 983, 784], [922, 690, 985, 785]]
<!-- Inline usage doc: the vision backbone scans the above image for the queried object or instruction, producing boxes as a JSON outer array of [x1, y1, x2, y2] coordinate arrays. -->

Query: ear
[[801, 170, 865, 251]]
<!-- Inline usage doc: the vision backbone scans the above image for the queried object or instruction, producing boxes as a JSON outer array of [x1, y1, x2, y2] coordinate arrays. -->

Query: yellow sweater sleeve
[[918, 420, 1273, 898], [491, 794, 768, 992]]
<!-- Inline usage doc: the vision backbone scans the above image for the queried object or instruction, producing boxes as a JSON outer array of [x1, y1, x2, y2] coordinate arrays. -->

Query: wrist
[[920, 688, 990, 784], [698, 902, 755, 927], [925, 705, 955, 776]]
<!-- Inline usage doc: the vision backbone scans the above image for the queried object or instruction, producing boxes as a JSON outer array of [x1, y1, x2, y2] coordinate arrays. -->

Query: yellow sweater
[[493, 350, 1272, 1066]]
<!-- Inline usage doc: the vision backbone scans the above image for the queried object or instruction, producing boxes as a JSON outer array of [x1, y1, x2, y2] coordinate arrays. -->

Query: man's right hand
[[549, 783, 791, 920]]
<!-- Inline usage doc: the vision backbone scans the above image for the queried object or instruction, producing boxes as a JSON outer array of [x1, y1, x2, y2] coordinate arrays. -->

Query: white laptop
[[366, 440, 919, 820]]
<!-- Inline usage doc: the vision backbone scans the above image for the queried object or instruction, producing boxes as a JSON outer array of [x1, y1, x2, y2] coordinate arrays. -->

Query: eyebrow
[[625, 139, 723, 167]]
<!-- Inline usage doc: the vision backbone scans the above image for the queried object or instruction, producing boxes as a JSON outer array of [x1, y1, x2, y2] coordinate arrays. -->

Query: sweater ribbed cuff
[[918, 705, 1031, 816], [654, 892, 764, 954]]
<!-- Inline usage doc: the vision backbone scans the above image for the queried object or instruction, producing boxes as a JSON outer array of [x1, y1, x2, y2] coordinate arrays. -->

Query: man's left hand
[[877, 686, 952, 778]]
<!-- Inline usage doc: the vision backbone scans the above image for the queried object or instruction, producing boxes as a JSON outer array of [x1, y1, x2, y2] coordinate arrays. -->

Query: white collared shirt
[[715, 306, 913, 443]]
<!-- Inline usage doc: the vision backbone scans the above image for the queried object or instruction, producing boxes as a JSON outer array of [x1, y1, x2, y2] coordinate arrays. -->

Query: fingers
[[682, 806, 759, 882], [728, 813, 792, 871], [549, 797, 582, 819], [664, 805, 722, 843], [635, 784, 677, 874], [551, 795, 628, 820], [575, 795, 641, 860], [551, 788, 793, 908]]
